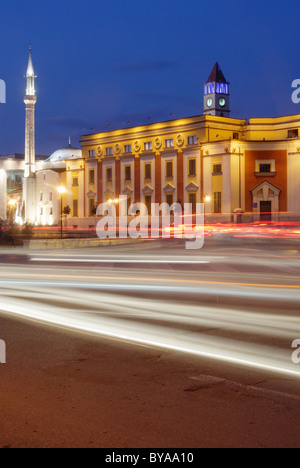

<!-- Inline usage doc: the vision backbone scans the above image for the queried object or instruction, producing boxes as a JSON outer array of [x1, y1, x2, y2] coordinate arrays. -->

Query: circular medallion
[[115, 144, 121, 154], [154, 137, 162, 150], [176, 134, 184, 147], [134, 140, 141, 152]]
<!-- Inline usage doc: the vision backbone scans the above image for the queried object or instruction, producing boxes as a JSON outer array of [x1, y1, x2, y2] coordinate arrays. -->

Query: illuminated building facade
[[80, 111, 300, 224], [1, 59, 300, 227]]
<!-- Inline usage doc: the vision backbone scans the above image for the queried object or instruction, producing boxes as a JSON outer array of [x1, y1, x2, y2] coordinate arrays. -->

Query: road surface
[[0, 238, 299, 447]]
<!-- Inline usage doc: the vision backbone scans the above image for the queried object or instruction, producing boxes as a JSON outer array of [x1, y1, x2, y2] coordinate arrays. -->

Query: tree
[[62, 206, 71, 216], [62, 205, 71, 231]]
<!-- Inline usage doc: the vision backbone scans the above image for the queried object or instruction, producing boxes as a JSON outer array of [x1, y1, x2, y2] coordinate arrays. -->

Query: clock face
[[207, 98, 213, 108], [219, 97, 226, 107]]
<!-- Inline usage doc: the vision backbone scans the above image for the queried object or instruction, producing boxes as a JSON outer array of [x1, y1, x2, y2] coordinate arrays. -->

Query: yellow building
[[4, 58, 300, 227]]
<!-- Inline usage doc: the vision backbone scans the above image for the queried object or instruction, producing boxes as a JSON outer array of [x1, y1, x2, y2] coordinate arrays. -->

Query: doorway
[[260, 201, 272, 222]]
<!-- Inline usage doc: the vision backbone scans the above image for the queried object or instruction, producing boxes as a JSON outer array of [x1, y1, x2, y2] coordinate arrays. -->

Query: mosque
[[1, 50, 300, 227]]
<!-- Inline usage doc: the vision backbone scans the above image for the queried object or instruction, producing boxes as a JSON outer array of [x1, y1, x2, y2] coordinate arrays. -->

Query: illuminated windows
[[188, 159, 196, 177], [89, 150, 95, 158], [73, 200, 78, 217], [89, 198, 95, 216], [125, 144, 132, 154], [144, 142, 152, 151], [189, 193, 197, 214], [213, 164, 222, 175], [125, 165, 131, 182], [288, 129, 299, 139], [106, 167, 112, 182], [145, 196, 152, 215], [89, 169, 95, 185], [214, 192, 222, 213], [106, 147, 113, 156], [188, 136, 197, 146], [145, 163, 152, 180], [165, 139, 174, 149], [166, 194, 174, 207], [166, 161, 173, 178], [259, 164, 271, 173]]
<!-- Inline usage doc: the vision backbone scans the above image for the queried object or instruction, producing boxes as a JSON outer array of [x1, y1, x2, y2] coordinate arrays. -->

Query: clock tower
[[203, 62, 230, 117]]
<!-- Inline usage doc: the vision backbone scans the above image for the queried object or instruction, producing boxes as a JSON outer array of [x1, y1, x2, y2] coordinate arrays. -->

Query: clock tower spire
[[23, 46, 37, 224], [203, 62, 230, 117]]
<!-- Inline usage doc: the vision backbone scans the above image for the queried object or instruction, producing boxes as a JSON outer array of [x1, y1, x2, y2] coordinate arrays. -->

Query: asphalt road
[[0, 237, 300, 448]]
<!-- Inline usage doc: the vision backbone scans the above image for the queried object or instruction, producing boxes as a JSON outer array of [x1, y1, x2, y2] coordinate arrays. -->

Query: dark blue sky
[[0, 0, 299, 156]]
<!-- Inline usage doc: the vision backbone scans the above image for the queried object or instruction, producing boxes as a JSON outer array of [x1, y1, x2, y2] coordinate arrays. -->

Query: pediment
[[163, 183, 176, 193], [122, 186, 133, 195], [185, 182, 199, 192], [251, 180, 281, 196], [142, 185, 154, 194]]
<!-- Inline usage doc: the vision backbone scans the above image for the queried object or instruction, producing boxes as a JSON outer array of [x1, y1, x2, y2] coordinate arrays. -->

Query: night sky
[[0, 0, 299, 156]]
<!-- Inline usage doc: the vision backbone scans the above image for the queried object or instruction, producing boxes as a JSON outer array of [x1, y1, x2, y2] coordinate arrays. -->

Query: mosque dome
[[47, 139, 82, 162]]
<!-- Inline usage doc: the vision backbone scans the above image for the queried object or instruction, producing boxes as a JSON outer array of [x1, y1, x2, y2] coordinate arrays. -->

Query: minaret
[[23, 46, 37, 224]]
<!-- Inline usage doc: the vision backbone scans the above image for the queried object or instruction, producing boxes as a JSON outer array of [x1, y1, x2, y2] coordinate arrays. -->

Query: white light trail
[[0, 280, 299, 378]]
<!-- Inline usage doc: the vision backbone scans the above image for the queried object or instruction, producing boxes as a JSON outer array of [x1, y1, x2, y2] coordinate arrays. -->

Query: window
[[49, 192, 53, 202], [40, 207, 43, 216], [125, 165, 131, 182], [288, 129, 299, 139], [49, 208, 53, 216], [89, 170, 95, 185], [166, 194, 174, 207], [214, 192, 222, 214], [188, 136, 198, 146], [165, 139, 174, 149], [145, 196, 152, 215], [127, 196, 132, 214], [259, 164, 271, 173], [233, 133, 239, 140], [106, 147, 113, 156], [213, 164, 222, 175], [89, 150, 96, 158], [89, 198, 95, 217], [145, 163, 152, 180], [125, 144, 132, 154], [166, 161, 173, 178], [73, 200, 78, 217], [144, 142, 153, 151], [40, 192, 43, 202], [188, 159, 196, 177], [189, 193, 197, 214], [106, 168, 112, 182], [73, 177, 79, 186]]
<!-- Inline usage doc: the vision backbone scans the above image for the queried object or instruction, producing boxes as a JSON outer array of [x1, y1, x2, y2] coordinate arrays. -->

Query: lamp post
[[57, 186, 66, 239]]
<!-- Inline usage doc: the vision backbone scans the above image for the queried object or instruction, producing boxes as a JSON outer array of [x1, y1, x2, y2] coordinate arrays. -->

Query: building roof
[[47, 142, 82, 162], [207, 62, 228, 83]]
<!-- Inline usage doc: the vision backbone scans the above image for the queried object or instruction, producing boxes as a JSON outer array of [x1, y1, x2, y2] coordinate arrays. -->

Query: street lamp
[[57, 186, 66, 239]]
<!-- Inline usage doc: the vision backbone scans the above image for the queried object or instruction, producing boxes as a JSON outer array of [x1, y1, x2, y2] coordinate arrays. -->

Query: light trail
[[0, 271, 300, 289], [0, 278, 299, 378], [29, 258, 211, 264]]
